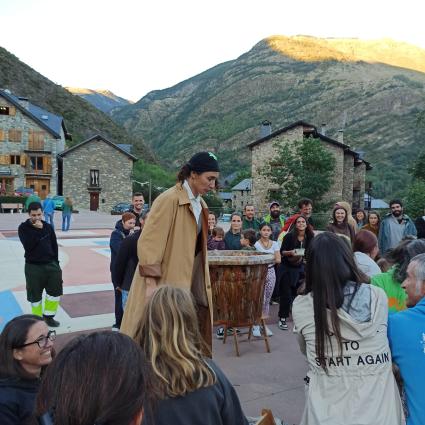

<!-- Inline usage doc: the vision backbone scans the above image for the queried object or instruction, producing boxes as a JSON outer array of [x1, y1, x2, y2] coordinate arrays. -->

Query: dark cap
[[269, 201, 280, 209], [187, 151, 219, 173]]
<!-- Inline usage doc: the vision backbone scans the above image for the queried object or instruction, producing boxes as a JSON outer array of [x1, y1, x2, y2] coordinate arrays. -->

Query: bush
[[0, 195, 26, 204]]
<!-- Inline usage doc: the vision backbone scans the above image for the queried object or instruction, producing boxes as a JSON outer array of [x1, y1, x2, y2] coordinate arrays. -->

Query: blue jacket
[[378, 213, 417, 254], [388, 298, 425, 425], [42, 198, 55, 214]]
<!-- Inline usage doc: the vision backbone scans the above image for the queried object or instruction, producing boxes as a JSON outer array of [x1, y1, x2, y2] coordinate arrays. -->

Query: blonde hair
[[134, 286, 216, 398]]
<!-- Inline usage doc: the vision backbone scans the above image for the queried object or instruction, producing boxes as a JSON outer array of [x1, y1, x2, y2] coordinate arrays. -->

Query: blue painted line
[[0, 291, 24, 331], [93, 241, 109, 246]]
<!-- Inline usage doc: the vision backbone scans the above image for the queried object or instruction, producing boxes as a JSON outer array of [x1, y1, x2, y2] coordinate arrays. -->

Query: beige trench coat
[[120, 183, 213, 350]]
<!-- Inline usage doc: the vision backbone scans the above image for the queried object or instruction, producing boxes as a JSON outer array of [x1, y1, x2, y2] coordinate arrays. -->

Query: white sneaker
[[252, 325, 261, 337]]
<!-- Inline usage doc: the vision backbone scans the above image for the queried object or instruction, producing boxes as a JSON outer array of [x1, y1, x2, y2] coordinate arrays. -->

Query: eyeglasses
[[18, 330, 56, 349]]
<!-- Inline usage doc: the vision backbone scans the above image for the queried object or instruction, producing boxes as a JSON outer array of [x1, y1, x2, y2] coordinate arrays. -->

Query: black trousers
[[278, 264, 304, 319], [112, 280, 123, 328]]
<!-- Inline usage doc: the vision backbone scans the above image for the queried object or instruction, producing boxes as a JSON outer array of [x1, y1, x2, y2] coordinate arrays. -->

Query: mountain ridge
[[112, 35, 425, 197]]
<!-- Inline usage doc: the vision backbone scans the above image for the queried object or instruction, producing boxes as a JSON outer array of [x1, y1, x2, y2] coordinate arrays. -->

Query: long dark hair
[[0, 314, 45, 379], [36, 331, 146, 425], [304, 232, 363, 371], [287, 214, 314, 246]]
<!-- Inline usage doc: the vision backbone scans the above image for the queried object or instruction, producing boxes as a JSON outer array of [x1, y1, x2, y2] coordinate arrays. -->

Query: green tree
[[406, 181, 425, 218], [408, 150, 425, 182], [261, 136, 336, 211]]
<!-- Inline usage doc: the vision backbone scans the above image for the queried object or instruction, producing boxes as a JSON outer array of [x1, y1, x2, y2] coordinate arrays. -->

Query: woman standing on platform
[[120, 152, 219, 353]]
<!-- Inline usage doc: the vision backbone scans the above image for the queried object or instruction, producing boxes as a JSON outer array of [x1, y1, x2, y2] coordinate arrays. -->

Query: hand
[[33, 220, 43, 229]]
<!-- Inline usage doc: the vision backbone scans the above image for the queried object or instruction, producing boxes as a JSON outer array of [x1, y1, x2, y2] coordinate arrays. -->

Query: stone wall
[[62, 137, 134, 213], [353, 162, 366, 209], [232, 189, 252, 211], [251, 126, 352, 211], [342, 153, 354, 205], [0, 97, 63, 196]]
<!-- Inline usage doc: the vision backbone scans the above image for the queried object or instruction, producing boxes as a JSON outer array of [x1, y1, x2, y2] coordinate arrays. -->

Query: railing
[[25, 165, 52, 175]]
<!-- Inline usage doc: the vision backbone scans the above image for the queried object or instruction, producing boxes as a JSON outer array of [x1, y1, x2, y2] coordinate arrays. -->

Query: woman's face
[[335, 208, 346, 223], [296, 217, 307, 231], [208, 213, 216, 229], [260, 225, 272, 239], [13, 321, 54, 376], [369, 214, 379, 226], [356, 211, 365, 221], [230, 215, 242, 232], [123, 218, 136, 230], [191, 172, 219, 196]]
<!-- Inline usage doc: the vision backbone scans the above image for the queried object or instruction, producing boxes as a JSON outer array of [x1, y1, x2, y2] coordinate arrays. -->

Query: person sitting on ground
[[36, 331, 146, 425], [292, 232, 405, 425], [388, 253, 425, 425], [207, 227, 226, 250], [353, 229, 381, 279], [361, 210, 380, 237], [240, 228, 257, 251], [0, 315, 55, 425], [371, 239, 425, 313], [354, 208, 367, 230], [327, 205, 355, 243], [224, 213, 243, 250], [135, 285, 248, 425]]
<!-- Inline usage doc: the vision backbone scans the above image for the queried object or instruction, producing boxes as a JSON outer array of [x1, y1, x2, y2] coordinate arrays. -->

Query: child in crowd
[[207, 227, 226, 250], [252, 223, 281, 337], [240, 229, 257, 250]]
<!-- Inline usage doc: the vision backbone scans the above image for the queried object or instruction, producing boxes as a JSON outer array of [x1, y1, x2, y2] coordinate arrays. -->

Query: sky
[[2, 0, 425, 102]]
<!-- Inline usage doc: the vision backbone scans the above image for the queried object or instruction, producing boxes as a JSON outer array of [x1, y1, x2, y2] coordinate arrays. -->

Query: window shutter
[[0, 129, 4, 141], [9, 106, 16, 116], [21, 153, 27, 167], [0, 155, 9, 165], [44, 156, 52, 173]]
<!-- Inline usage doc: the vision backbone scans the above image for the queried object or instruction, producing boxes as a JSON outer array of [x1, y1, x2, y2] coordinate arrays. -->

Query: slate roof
[[248, 120, 371, 170], [218, 192, 233, 201], [364, 194, 389, 209], [0, 89, 71, 140], [231, 178, 252, 191], [58, 134, 137, 161]]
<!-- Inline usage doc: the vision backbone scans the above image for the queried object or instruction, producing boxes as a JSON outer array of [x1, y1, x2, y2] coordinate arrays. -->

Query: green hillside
[[113, 36, 425, 198], [0, 47, 155, 162]]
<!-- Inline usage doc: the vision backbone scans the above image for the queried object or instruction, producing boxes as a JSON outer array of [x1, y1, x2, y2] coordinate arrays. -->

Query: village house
[[0, 89, 71, 198], [248, 120, 371, 211], [58, 134, 136, 213], [231, 178, 252, 211]]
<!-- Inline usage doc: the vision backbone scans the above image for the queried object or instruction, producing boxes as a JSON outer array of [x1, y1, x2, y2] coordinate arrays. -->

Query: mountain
[[0, 47, 154, 161], [112, 36, 425, 198], [66, 87, 131, 114]]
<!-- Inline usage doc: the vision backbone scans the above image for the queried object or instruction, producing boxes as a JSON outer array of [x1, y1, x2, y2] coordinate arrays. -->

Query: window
[[28, 130, 45, 150], [0, 106, 10, 115], [90, 169, 100, 187], [10, 155, 21, 165], [8, 129, 22, 143], [30, 156, 43, 171]]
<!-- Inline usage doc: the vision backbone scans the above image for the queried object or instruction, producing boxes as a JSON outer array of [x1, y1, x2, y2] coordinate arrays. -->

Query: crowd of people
[[5, 150, 425, 424]]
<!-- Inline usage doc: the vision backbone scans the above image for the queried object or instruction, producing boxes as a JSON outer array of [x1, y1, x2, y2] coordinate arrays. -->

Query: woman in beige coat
[[293, 232, 404, 425], [120, 152, 219, 352]]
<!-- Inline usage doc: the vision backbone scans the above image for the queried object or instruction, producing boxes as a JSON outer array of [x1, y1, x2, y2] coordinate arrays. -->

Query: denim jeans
[[44, 212, 55, 229], [62, 214, 71, 231], [121, 290, 129, 310]]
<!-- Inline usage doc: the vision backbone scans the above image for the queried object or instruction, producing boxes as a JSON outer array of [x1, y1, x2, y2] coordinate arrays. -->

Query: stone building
[[58, 135, 137, 213], [0, 89, 71, 198], [248, 121, 370, 211], [231, 178, 252, 211]]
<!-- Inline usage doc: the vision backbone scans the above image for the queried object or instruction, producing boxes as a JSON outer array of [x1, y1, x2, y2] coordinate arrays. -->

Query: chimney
[[337, 129, 344, 144], [18, 96, 29, 109], [321, 123, 326, 136], [260, 120, 272, 138]]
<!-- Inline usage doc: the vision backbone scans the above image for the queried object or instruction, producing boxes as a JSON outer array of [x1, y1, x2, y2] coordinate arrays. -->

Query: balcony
[[27, 139, 45, 151], [25, 165, 52, 176]]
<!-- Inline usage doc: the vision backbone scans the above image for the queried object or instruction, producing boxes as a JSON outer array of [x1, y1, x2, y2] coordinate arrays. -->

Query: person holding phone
[[278, 215, 314, 331]]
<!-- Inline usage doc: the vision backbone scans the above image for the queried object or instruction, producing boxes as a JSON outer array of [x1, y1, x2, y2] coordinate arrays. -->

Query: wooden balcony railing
[[28, 139, 45, 150]]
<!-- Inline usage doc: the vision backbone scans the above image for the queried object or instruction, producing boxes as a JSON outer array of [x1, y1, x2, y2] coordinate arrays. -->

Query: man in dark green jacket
[[242, 204, 261, 231]]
